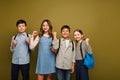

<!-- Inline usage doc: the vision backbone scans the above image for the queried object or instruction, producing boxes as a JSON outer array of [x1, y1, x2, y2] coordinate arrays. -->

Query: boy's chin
[[19, 31, 25, 33], [62, 36, 69, 39]]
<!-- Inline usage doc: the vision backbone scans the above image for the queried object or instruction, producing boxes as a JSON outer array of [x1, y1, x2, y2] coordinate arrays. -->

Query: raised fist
[[32, 31, 38, 37], [85, 38, 90, 45], [11, 40, 17, 48], [13, 40, 17, 46], [52, 32, 57, 37]]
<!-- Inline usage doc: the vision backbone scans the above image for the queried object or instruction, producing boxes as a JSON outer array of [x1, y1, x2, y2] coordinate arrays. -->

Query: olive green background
[[0, 0, 120, 80]]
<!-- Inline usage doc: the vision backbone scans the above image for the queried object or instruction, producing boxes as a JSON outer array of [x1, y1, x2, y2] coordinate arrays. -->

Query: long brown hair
[[40, 19, 53, 37]]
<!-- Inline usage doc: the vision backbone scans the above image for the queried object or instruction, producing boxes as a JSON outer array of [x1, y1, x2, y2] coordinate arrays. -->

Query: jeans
[[56, 68, 71, 80], [11, 63, 30, 80], [76, 60, 89, 80]]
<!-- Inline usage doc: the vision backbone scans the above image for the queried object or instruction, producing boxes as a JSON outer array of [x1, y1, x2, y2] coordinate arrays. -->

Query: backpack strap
[[57, 39, 61, 53], [14, 34, 17, 40], [71, 40, 74, 51], [26, 33, 31, 53], [14, 33, 29, 40], [57, 39, 74, 52], [14, 33, 31, 54], [27, 33, 29, 37], [80, 41, 84, 59]]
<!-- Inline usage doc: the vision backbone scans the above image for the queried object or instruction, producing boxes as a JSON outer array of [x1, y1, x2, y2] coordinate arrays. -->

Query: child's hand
[[85, 38, 90, 45], [32, 31, 38, 37], [13, 40, 17, 46], [52, 32, 57, 41], [52, 32, 57, 37], [71, 64, 75, 74], [25, 37, 30, 44], [11, 40, 17, 49]]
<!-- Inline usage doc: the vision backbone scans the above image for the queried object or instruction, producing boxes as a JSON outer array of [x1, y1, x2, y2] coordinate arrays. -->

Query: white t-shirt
[[65, 40, 70, 48]]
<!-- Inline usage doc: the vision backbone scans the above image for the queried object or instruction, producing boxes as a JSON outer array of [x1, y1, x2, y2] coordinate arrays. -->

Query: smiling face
[[74, 31, 83, 42], [17, 23, 27, 33], [42, 21, 50, 33], [61, 28, 70, 39], [40, 19, 53, 37]]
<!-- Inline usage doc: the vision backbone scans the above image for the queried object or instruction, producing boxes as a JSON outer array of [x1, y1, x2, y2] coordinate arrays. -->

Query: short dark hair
[[61, 25, 70, 32], [16, 19, 27, 27]]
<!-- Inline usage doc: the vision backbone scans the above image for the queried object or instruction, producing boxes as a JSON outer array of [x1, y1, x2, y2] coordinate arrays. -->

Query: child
[[52, 25, 75, 80], [30, 19, 56, 80], [10, 19, 31, 80], [73, 29, 93, 80]]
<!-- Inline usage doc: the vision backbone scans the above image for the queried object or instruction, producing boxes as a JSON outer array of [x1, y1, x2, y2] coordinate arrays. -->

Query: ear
[[81, 34, 84, 38]]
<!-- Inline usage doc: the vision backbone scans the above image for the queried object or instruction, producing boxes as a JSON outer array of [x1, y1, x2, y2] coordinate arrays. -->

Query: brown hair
[[74, 29, 83, 35], [74, 29, 85, 42], [40, 19, 53, 37]]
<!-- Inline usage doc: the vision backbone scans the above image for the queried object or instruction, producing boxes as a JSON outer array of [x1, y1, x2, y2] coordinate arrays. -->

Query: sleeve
[[27, 34, 33, 50], [28, 34, 32, 38], [10, 36, 15, 52], [84, 41, 93, 55], [52, 39, 59, 49], [29, 36, 39, 50], [72, 41, 76, 63]]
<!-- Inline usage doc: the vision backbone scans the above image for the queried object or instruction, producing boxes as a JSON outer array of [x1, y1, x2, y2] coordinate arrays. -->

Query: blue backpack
[[80, 41, 94, 69]]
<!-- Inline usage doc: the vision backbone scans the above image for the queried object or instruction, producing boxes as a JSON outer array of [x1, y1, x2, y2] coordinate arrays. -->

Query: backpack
[[51, 39, 74, 56], [14, 33, 31, 54], [80, 41, 94, 69]]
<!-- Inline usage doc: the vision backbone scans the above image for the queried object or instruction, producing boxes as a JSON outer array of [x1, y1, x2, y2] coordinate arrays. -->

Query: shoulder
[[82, 40, 87, 46], [12, 35, 16, 38], [70, 40, 75, 45], [12, 34, 18, 40], [82, 40, 86, 44], [28, 34, 31, 36], [26, 33, 31, 37]]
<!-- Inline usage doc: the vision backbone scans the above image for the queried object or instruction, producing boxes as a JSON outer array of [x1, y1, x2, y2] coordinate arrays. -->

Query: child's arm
[[85, 38, 93, 54], [52, 32, 59, 49], [29, 31, 39, 49], [72, 41, 76, 62], [71, 62, 75, 73], [52, 32, 57, 42], [10, 36, 17, 52], [71, 41, 76, 73], [25, 37, 30, 44]]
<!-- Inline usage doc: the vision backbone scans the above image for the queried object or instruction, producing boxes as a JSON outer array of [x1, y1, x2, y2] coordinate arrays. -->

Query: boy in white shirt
[[52, 25, 75, 80]]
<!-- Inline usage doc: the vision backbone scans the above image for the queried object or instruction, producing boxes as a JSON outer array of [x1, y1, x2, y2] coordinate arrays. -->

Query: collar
[[61, 38, 72, 42], [17, 32, 27, 36]]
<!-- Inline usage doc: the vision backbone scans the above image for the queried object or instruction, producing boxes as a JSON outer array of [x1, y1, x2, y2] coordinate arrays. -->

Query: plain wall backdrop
[[0, 0, 120, 80]]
